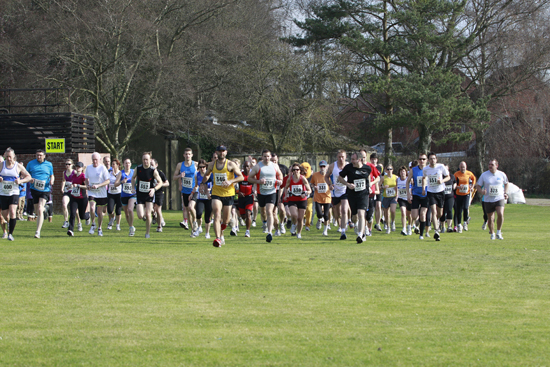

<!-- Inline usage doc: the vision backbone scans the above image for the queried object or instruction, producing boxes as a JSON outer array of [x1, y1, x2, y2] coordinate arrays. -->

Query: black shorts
[[288, 200, 307, 210], [31, 189, 49, 204], [374, 194, 382, 202], [258, 193, 277, 207], [154, 192, 165, 207], [332, 194, 348, 206], [211, 195, 234, 207], [411, 195, 429, 210], [0, 195, 19, 210], [121, 196, 136, 206], [88, 196, 108, 206], [63, 191, 71, 198], [427, 191, 445, 208], [483, 200, 506, 214], [348, 194, 369, 216], [137, 193, 154, 205], [238, 195, 254, 211], [182, 193, 193, 207], [398, 198, 411, 211]]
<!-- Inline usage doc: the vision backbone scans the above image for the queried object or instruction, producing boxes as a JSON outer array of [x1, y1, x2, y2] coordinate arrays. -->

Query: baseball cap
[[216, 145, 227, 151], [319, 160, 328, 167], [75, 162, 84, 168]]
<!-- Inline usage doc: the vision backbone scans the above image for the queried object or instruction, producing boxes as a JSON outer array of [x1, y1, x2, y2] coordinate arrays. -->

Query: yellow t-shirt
[[211, 159, 235, 197], [383, 175, 397, 198]]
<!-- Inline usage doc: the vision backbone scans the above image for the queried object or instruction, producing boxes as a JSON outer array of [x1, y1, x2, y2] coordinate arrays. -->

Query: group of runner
[[0, 146, 509, 244]]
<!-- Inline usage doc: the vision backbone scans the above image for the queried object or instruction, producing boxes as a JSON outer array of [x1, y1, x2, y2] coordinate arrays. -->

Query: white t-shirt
[[478, 170, 508, 203], [423, 164, 449, 193], [85, 164, 110, 198]]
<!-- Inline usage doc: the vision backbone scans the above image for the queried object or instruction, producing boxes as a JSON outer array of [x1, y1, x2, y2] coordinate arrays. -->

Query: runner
[[370, 153, 384, 231], [359, 150, 381, 236], [381, 164, 397, 234], [173, 148, 198, 231], [454, 161, 476, 233], [66, 162, 90, 236], [440, 164, 456, 233], [237, 160, 254, 238], [475, 159, 509, 240], [271, 153, 288, 234], [422, 152, 450, 242], [407, 153, 429, 240], [325, 150, 350, 239], [60, 159, 75, 228], [106, 159, 123, 231], [26, 149, 55, 239], [199, 145, 244, 247], [337, 152, 371, 243], [17, 178, 26, 221], [191, 159, 212, 238], [85, 152, 110, 237], [248, 149, 284, 242], [283, 163, 311, 239], [0, 148, 32, 241], [310, 160, 331, 236], [151, 159, 169, 233], [396, 166, 412, 236], [249, 156, 259, 227], [115, 158, 137, 236], [230, 158, 242, 236]]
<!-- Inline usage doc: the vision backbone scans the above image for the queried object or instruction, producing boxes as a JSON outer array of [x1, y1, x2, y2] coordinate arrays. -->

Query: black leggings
[[315, 202, 330, 222], [196, 200, 212, 222], [107, 193, 122, 216], [454, 195, 470, 225], [69, 196, 90, 232], [440, 195, 454, 222]]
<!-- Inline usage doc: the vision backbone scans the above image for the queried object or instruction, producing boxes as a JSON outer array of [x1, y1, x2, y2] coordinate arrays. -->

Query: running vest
[[331, 161, 346, 198], [240, 172, 253, 197], [256, 162, 277, 195], [136, 165, 155, 194], [63, 170, 74, 193], [288, 175, 307, 201], [396, 177, 409, 200], [411, 166, 426, 197], [0, 162, 20, 196], [108, 171, 121, 194], [180, 161, 197, 195], [120, 169, 135, 197], [211, 159, 235, 197]]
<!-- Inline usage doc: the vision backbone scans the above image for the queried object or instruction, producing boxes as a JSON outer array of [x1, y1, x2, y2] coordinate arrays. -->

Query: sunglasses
[[418, 158, 427, 160], [198, 166, 206, 168], [292, 168, 300, 171], [65, 163, 72, 165], [386, 168, 393, 170]]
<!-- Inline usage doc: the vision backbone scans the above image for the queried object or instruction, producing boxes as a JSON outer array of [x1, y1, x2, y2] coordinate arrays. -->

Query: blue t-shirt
[[411, 166, 427, 197], [120, 169, 135, 198], [180, 161, 197, 195], [26, 159, 54, 192]]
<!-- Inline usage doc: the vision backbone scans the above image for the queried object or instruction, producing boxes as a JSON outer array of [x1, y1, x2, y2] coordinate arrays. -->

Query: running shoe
[[161, 221, 166, 227], [326, 224, 331, 230], [89, 226, 95, 235], [245, 230, 250, 238], [129, 226, 135, 237], [239, 218, 245, 226], [107, 224, 113, 230], [116, 224, 121, 231], [213, 238, 222, 247], [266, 233, 273, 243], [337, 227, 342, 233], [391, 222, 396, 231], [425, 232, 430, 238], [305, 226, 310, 231], [8, 234, 14, 241], [108, 218, 115, 227], [280, 224, 286, 234], [414, 227, 420, 235], [356, 235, 363, 244], [98, 229, 103, 237], [407, 227, 412, 236], [86, 218, 90, 226], [401, 230, 407, 236], [386, 228, 391, 234], [180, 221, 189, 230], [419, 235, 424, 240], [316, 219, 322, 230], [157, 226, 163, 233], [349, 221, 355, 229], [62, 221, 69, 228], [152, 217, 157, 225], [297, 233, 302, 239], [220, 236, 225, 245], [384, 223, 388, 231], [274, 230, 281, 236], [142, 216, 146, 222], [67, 230, 74, 237], [35, 231, 40, 239], [322, 228, 328, 236], [286, 219, 292, 229], [482, 222, 487, 231], [490, 233, 496, 240], [221, 223, 227, 231], [374, 224, 382, 231], [434, 232, 440, 241], [496, 233, 504, 240], [458, 224, 463, 233], [78, 223, 83, 232], [198, 226, 203, 234], [1, 232, 7, 239], [230, 229, 237, 236], [252, 220, 256, 227], [447, 227, 454, 233], [365, 230, 372, 237], [463, 223, 468, 231], [340, 233, 347, 240], [205, 233, 211, 239], [290, 224, 296, 235], [145, 233, 150, 239]]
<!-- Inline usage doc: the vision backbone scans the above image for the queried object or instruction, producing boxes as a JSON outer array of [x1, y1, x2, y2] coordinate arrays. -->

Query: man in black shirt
[[338, 152, 371, 243], [152, 159, 169, 232]]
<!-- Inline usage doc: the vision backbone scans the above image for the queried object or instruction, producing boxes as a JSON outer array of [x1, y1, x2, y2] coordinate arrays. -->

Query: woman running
[[440, 164, 456, 233], [284, 163, 311, 239], [396, 166, 412, 236], [115, 158, 137, 236], [67, 162, 90, 236], [191, 159, 213, 238], [381, 164, 398, 234], [61, 159, 75, 229], [107, 159, 123, 231]]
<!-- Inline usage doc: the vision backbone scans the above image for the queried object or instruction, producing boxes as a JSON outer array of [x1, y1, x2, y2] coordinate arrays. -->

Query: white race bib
[[214, 173, 227, 186], [261, 179, 275, 190], [2, 181, 16, 195], [88, 182, 100, 194], [34, 179, 46, 190], [317, 183, 327, 194], [444, 185, 453, 195], [139, 181, 150, 193], [71, 186, 81, 196], [398, 188, 407, 198], [64, 182, 72, 192], [123, 183, 133, 194], [489, 185, 502, 197], [459, 184, 469, 194], [428, 175, 439, 187], [416, 176, 423, 187], [291, 185, 303, 196], [354, 179, 366, 192], [385, 187, 396, 197], [199, 192, 209, 200], [182, 177, 193, 189], [109, 183, 121, 194]]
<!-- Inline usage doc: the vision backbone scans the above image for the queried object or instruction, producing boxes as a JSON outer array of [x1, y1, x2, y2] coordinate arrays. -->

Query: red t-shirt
[[240, 172, 253, 196], [366, 162, 380, 197]]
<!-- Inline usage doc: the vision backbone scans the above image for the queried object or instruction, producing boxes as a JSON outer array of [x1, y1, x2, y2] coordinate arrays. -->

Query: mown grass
[[1, 204, 549, 366]]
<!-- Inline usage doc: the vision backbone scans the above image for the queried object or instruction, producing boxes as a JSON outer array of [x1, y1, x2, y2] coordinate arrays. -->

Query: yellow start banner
[[45, 138, 66, 153]]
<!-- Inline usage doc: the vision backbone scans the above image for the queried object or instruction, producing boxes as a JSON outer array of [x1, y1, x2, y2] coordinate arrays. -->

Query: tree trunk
[[384, 128, 393, 166], [474, 127, 486, 175], [417, 125, 431, 155]]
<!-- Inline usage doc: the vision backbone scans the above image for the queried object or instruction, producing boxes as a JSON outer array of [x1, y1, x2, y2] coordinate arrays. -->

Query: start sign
[[45, 138, 66, 153]]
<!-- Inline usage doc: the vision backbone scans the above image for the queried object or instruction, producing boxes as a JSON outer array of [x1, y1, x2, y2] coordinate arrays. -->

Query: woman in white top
[[107, 159, 123, 231], [61, 159, 75, 229]]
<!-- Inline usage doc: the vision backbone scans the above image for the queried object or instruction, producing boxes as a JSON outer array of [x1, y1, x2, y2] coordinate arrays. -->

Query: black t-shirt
[[339, 163, 372, 196], [278, 164, 289, 177], [136, 165, 155, 194], [444, 174, 455, 198]]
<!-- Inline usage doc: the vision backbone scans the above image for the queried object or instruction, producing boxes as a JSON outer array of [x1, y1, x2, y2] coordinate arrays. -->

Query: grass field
[[1, 204, 549, 366]]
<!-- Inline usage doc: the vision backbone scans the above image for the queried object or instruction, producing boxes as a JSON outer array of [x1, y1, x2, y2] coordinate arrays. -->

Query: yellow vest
[[212, 159, 235, 197]]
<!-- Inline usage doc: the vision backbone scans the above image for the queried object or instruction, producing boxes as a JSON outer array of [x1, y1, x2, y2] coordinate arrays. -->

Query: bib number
[[317, 183, 327, 194], [182, 177, 193, 189], [444, 185, 453, 195], [199, 192, 209, 200], [428, 175, 439, 187], [214, 173, 227, 186], [489, 185, 502, 197], [385, 187, 396, 197], [2, 181, 14, 192], [64, 182, 72, 192], [109, 183, 121, 194], [291, 185, 303, 196], [71, 186, 81, 196], [139, 181, 150, 193], [398, 188, 407, 198], [459, 184, 469, 194], [261, 179, 275, 190], [123, 183, 133, 194], [416, 176, 423, 187], [354, 179, 366, 192], [34, 179, 46, 190]]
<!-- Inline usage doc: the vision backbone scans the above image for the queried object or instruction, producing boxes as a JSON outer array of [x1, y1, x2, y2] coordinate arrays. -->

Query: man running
[[325, 150, 349, 239], [360, 149, 380, 236], [151, 159, 169, 233], [454, 161, 476, 233], [199, 145, 243, 247], [407, 153, 429, 240], [132, 152, 164, 238], [0, 148, 32, 241], [476, 159, 509, 240], [422, 152, 450, 242], [271, 153, 289, 234], [238, 160, 254, 238], [85, 152, 110, 237], [26, 149, 55, 238], [248, 149, 284, 243], [173, 148, 198, 231]]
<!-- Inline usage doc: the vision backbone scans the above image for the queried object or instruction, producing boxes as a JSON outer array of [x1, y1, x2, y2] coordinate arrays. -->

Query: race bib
[[199, 192, 209, 200], [34, 179, 46, 190], [317, 183, 327, 194], [71, 186, 81, 196], [261, 179, 275, 190], [291, 185, 303, 196], [2, 181, 14, 193], [354, 179, 366, 192], [385, 187, 396, 197], [64, 182, 72, 192], [459, 184, 469, 194], [444, 185, 453, 195], [416, 176, 423, 187], [139, 181, 150, 193], [109, 183, 121, 194], [182, 177, 193, 189], [428, 175, 439, 187], [398, 188, 407, 198], [123, 183, 133, 194], [489, 185, 502, 197], [214, 173, 227, 186], [88, 183, 100, 194]]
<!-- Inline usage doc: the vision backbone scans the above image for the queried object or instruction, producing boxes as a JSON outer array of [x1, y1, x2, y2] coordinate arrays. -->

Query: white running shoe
[[116, 224, 121, 231], [384, 223, 388, 230], [391, 222, 396, 231], [161, 221, 166, 227], [35, 231, 40, 239], [239, 218, 245, 226], [78, 223, 83, 232], [129, 226, 135, 237], [419, 235, 424, 240], [62, 221, 69, 228], [89, 226, 95, 235], [337, 227, 342, 233], [145, 233, 150, 239], [205, 233, 211, 239], [407, 227, 412, 236], [157, 226, 163, 233], [316, 219, 322, 230], [98, 229, 103, 237], [245, 230, 250, 237], [1, 232, 7, 239], [108, 218, 115, 227], [220, 236, 225, 245], [482, 222, 487, 231], [458, 224, 463, 233], [107, 224, 113, 230], [322, 228, 328, 236], [327, 224, 331, 230], [198, 226, 203, 234], [490, 233, 496, 240], [496, 233, 504, 240], [297, 233, 302, 239], [386, 228, 391, 234], [190, 229, 198, 238], [463, 223, 468, 231], [8, 234, 14, 241], [252, 220, 256, 227], [280, 225, 286, 234], [86, 218, 91, 226], [274, 230, 281, 236], [67, 230, 74, 237]]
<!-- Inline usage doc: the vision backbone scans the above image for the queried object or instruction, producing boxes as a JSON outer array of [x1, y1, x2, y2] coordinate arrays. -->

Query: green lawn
[[1, 204, 549, 366]]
